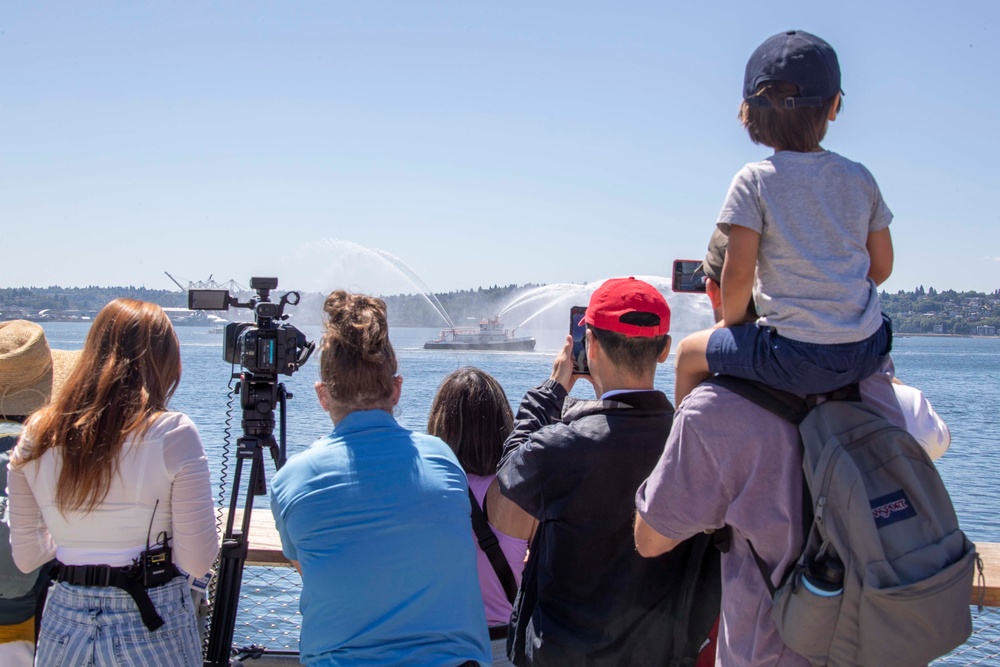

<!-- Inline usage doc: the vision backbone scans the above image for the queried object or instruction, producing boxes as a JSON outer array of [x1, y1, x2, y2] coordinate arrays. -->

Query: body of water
[[38, 321, 999, 544], [34, 321, 1000, 659]]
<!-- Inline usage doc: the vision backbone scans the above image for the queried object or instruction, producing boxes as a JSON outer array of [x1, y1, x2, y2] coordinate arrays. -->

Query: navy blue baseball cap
[[743, 30, 841, 109]]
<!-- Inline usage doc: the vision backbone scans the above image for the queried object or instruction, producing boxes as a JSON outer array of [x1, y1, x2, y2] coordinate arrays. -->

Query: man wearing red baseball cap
[[495, 277, 720, 666]]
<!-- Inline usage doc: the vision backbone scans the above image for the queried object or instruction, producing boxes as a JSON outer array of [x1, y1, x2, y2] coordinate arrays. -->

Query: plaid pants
[[36, 577, 201, 667]]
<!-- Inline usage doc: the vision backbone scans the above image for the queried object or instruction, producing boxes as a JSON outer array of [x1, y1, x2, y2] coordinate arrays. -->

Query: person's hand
[[551, 335, 578, 392]]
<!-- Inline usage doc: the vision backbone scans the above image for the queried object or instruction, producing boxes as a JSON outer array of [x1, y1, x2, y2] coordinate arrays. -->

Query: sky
[[2, 1, 998, 298]]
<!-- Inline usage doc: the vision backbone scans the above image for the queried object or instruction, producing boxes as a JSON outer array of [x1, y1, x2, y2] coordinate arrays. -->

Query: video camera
[[188, 276, 316, 666], [188, 277, 314, 377]]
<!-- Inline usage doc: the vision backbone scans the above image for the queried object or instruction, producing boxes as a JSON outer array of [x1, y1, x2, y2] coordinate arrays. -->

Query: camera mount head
[[187, 277, 315, 378], [189, 276, 299, 323]]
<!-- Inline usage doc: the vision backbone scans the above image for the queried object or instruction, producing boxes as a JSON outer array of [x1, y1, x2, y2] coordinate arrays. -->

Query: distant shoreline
[[894, 332, 1000, 339]]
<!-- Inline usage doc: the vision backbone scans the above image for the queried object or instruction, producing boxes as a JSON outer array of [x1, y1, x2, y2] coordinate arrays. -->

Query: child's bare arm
[[866, 228, 893, 285], [721, 225, 759, 326]]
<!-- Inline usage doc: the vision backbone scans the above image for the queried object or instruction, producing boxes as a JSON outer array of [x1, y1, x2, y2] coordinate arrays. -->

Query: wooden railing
[[234, 510, 1000, 606]]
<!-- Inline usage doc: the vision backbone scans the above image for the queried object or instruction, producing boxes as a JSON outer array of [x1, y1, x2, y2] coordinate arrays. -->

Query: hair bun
[[320, 291, 397, 406], [322, 291, 391, 359]]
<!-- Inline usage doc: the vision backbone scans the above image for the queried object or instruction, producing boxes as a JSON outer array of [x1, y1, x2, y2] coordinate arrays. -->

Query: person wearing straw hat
[[0, 320, 80, 666]]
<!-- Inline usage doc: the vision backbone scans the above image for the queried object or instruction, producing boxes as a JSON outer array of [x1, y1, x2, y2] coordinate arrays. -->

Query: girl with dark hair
[[269, 291, 490, 667], [429, 368, 535, 667], [8, 298, 218, 666]]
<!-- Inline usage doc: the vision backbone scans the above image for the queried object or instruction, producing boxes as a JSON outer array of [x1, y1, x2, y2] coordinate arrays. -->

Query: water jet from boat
[[279, 238, 455, 328]]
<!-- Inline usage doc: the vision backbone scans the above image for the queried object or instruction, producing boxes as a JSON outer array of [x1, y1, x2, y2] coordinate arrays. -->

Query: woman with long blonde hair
[[8, 298, 218, 666]]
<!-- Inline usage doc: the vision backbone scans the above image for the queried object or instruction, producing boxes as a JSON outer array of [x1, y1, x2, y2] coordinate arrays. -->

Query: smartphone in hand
[[570, 306, 590, 375], [672, 259, 707, 293]]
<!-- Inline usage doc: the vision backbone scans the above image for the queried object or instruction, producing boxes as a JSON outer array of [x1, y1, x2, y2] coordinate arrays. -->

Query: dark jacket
[[497, 381, 720, 666], [1, 422, 47, 627]]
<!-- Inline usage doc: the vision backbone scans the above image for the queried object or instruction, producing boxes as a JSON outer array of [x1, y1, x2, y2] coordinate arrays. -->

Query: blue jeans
[[36, 576, 201, 667], [706, 314, 893, 394]]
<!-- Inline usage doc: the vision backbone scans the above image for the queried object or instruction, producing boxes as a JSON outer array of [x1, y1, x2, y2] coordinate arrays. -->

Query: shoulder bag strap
[[469, 488, 518, 605]]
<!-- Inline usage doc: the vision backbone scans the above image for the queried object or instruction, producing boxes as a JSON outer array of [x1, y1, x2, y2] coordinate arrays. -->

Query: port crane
[[164, 272, 249, 294]]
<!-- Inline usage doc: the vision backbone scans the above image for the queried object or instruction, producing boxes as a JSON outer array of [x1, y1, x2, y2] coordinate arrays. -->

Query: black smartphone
[[570, 306, 590, 375], [672, 259, 707, 293]]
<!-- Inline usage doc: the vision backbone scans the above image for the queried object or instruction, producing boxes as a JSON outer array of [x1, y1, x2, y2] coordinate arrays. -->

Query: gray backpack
[[711, 377, 978, 667]]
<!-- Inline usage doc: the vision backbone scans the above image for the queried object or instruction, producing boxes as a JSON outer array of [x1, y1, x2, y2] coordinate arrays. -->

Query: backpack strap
[[468, 488, 518, 605], [707, 375, 810, 424], [704, 376, 823, 598]]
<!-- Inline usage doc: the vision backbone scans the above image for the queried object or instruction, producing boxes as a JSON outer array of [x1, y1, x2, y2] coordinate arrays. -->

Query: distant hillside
[[0, 286, 186, 315], [381, 284, 543, 327], [880, 287, 1000, 334], [3, 284, 998, 334], [0, 283, 543, 327]]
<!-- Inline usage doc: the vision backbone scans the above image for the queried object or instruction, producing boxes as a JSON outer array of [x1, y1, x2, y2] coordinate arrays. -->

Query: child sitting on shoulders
[[675, 30, 894, 404]]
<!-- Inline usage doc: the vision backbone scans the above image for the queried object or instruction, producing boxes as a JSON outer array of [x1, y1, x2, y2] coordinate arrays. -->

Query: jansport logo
[[873, 499, 908, 519], [870, 490, 917, 528]]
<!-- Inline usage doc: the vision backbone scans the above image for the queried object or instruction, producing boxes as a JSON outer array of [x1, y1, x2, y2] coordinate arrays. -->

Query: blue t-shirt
[[270, 409, 490, 667]]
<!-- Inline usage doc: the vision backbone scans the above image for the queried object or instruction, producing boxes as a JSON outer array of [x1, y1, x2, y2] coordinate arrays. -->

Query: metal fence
[[231, 566, 303, 655], [935, 605, 1000, 666], [225, 565, 1000, 665]]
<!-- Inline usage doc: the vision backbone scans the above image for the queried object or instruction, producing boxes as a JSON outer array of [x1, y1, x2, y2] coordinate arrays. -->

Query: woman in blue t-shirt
[[270, 291, 491, 667]]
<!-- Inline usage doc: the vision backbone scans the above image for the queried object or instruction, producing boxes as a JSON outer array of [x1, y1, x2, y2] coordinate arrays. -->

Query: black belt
[[489, 625, 508, 640], [49, 562, 181, 631]]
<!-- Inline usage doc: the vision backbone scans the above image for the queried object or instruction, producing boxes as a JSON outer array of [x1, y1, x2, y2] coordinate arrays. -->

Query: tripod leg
[[204, 442, 264, 666]]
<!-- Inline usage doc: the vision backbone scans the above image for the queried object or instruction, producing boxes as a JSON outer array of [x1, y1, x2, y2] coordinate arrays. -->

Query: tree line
[[879, 287, 1000, 335], [0, 284, 542, 327], [2, 284, 998, 334]]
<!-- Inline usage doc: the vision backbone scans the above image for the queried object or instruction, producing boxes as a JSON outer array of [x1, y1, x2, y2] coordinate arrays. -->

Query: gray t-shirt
[[718, 151, 893, 344], [635, 365, 904, 667]]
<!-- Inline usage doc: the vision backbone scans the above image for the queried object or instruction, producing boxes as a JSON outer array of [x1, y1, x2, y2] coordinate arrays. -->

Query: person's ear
[[314, 381, 332, 412], [390, 374, 403, 406], [584, 328, 600, 364], [705, 279, 723, 311], [828, 92, 841, 122], [658, 335, 672, 364]]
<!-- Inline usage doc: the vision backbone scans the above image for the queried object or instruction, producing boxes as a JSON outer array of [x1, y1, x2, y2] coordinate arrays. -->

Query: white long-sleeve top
[[892, 383, 951, 461], [8, 411, 219, 578]]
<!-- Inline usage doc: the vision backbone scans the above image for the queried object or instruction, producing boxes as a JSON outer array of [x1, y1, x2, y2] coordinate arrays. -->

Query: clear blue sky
[[2, 2, 997, 296]]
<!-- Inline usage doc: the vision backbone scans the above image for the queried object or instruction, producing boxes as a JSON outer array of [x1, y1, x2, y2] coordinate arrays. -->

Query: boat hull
[[423, 337, 536, 351]]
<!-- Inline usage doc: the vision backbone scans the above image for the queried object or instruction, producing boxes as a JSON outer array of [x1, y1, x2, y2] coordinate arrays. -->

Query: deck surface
[[219, 508, 289, 566], [975, 541, 1000, 606]]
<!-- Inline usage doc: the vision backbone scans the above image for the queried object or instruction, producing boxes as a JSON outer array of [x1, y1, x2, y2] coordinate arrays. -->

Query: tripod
[[204, 372, 291, 667]]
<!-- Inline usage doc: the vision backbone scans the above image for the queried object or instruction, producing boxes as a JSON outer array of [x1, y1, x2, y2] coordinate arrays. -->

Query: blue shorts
[[706, 314, 892, 395], [36, 576, 201, 667]]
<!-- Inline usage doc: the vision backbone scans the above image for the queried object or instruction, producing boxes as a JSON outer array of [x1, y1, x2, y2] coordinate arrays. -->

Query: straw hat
[[0, 320, 81, 418]]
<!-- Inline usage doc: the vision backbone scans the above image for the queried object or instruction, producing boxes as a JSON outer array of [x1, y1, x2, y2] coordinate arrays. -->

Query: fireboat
[[424, 316, 536, 351]]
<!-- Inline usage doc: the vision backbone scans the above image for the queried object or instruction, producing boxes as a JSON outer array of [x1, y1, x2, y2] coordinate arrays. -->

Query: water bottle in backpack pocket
[[771, 554, 845, 663]]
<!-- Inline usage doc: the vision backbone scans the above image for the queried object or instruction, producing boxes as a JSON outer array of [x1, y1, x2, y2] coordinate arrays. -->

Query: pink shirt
[[468, 474, 528, 627]]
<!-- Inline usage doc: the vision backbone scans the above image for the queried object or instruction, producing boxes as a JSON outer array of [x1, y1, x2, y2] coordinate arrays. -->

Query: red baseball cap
[[583, 277, 670, 337]]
